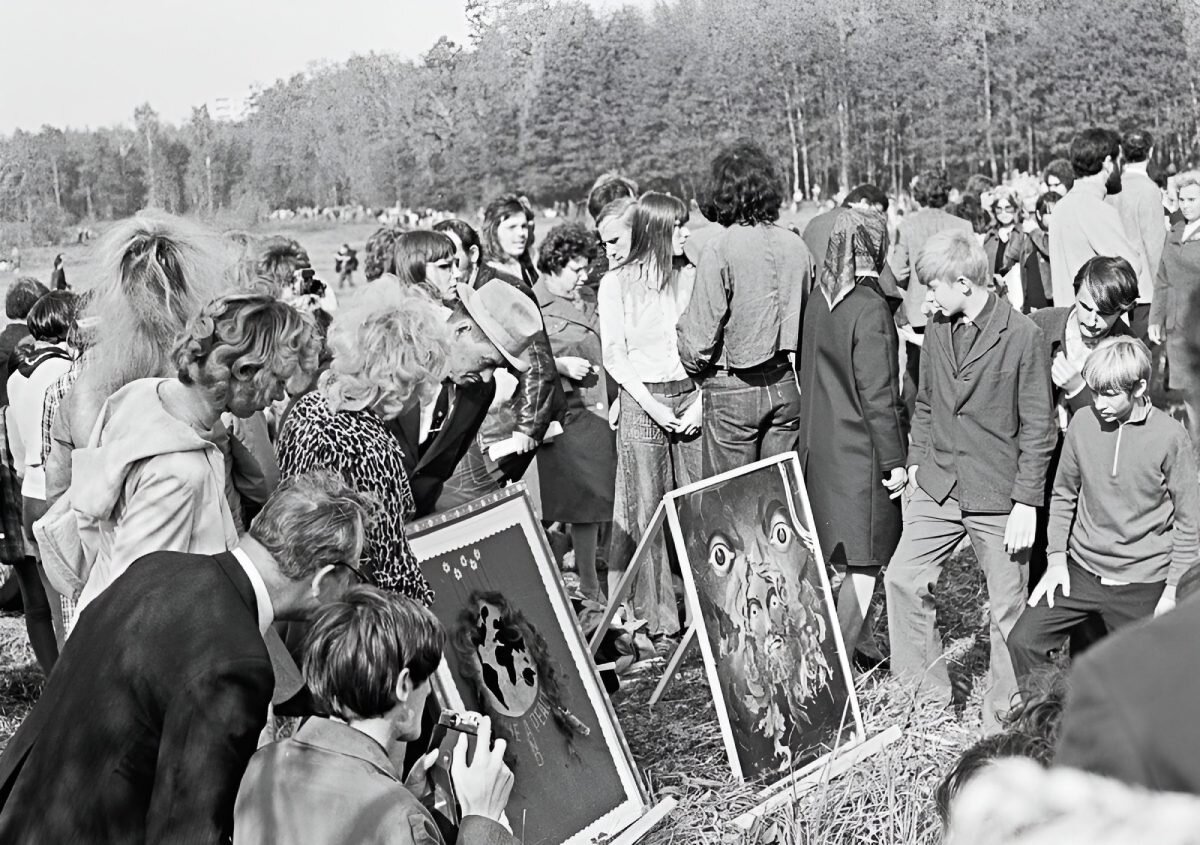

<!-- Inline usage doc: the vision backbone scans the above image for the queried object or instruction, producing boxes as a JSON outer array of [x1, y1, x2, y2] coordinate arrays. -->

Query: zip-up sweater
[[1048, 401, 1200, 585]]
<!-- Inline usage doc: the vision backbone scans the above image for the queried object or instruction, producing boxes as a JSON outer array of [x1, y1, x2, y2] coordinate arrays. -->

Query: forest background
[[3, 0, 1199, 243]]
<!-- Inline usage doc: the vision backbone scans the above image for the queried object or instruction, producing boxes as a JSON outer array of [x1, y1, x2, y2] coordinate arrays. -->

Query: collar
[[231, 545, 274, 635], [293, 717, 399, 781], [1122, 398, 1153, 426], [1071, 178, 1108, 201], [957, 291, 996, 327], [1124, 161, 1149, 176], [1181, 219, 1200, 244]]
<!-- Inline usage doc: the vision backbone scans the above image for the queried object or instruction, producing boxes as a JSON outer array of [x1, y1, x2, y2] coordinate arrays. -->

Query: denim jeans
[[609, 380, 702, 636], [701, 363, 801, 477]]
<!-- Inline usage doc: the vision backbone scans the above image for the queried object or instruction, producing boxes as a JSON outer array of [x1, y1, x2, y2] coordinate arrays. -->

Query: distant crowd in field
[[1, 125, 1200, 843]]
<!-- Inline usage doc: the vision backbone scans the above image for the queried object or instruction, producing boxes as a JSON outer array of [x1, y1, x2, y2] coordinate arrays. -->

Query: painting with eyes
[[406, 486, 649, 845], [669, 453, 862, 783]]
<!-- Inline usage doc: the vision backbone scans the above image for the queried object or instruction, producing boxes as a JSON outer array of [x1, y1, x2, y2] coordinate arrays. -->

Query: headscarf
[[819, 208, 890, 306]]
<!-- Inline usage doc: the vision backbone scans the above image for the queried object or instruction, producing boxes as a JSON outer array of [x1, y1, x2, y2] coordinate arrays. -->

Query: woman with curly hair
[[63, 293, 320, 621], [533, 223, 613, 601], [276, 286, 451, 604], [599, 191, 700, 641], [481, 194, 537, 287], [44, 210, 235, 509], [677, 140, 810, 475]]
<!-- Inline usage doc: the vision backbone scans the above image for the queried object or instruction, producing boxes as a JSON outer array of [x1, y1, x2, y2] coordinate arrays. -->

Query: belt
[[712, 352, 791, 374]]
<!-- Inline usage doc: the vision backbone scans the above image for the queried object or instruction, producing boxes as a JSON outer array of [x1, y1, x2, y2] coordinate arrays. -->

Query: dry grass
[[0, 613, 41, 750]]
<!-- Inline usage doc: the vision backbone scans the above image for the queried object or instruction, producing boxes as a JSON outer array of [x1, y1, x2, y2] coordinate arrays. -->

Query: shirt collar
[[293, 717, 399, 781], [1124, 398, 1153, 426], [231, 545, 274, 636], [957, 291, 996, 327]]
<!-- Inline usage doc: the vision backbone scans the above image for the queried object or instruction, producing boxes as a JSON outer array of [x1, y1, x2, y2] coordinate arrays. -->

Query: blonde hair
[[83, 210, 234, 401], [1175, 170, 1200, 193], [320, 285, 450, 420], [1082, 336, 1152, 394], [916, 228, 989, 288], [172, 292, 322, 406]]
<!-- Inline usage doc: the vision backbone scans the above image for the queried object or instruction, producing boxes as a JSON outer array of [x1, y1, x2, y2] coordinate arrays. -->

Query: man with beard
[[1048, 128, 1152, 315]]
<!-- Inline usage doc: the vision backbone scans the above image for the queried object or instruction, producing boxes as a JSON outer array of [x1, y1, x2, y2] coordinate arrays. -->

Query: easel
[[588, 500, 699, 708]]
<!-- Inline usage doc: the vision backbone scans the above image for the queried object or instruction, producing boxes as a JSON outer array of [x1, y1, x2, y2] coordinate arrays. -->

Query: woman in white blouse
[[597, 191, 700, 645]]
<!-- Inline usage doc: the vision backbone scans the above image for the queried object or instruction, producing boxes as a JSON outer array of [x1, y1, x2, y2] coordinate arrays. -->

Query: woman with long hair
[[44, 210, 234, 509], [65, 293, 321, 620], [387, 230, 461, 305], [481, 193, 537, 287], [598, 191, 700, 642], [277, 286, 451, 603]]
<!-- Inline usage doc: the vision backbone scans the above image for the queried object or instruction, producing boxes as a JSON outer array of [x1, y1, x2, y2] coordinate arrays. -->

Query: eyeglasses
[[333, 559, 373, 586]]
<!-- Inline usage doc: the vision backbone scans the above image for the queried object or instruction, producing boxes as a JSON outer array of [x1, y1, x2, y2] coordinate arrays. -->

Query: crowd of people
[[0, 124, 1198, 842]]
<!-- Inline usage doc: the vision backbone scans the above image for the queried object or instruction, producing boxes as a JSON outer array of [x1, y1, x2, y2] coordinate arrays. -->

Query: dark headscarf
[[819, 208, 889, 305]]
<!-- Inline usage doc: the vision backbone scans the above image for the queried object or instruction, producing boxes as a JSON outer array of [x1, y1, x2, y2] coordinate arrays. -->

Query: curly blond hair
[[172, 292, 322, 406], [320, 285, 450, 421]]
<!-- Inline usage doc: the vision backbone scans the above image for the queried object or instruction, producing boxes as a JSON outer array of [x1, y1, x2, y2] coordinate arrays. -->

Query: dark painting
[[671, 456, 859, 782], [409, 491, 644, 844]]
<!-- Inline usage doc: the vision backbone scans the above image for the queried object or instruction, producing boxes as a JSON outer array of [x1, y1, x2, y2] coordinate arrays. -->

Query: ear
[[468, 244, 481, 265], [310, 563, 341, 600], [394, 667, 414, 705], [1133, 378, 1149, 399]]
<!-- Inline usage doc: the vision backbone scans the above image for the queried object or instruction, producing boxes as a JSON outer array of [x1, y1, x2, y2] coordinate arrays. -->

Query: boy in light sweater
[[1008, 337, 1200, 686]]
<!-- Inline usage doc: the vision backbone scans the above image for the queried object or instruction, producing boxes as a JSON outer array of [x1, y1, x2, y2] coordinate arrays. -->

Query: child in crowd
[[1008, 337, 1200, 686], [884, 228, 1055, 730]]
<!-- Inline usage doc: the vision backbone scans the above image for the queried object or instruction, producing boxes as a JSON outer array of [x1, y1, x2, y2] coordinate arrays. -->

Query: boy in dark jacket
[[1009, 337, 1200, 686], [884, 229, 1055, 731]]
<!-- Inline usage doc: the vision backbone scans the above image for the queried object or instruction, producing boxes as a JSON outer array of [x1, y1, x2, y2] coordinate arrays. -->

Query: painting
[[407, 486, 648, 845], [666, 452, 863, 784]]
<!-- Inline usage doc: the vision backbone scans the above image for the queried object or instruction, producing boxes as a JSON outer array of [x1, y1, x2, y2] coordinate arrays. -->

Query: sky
[[0, 0, 652, 135]]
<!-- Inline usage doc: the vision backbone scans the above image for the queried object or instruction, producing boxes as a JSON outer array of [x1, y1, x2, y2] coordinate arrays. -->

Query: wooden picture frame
[[407, 485, 650, 845], [664, 452, 864, 787]]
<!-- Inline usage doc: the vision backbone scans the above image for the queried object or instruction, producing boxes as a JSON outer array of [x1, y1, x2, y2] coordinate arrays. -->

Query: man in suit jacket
[[0, 472, 372, 844], [390, 280, 546, 516]]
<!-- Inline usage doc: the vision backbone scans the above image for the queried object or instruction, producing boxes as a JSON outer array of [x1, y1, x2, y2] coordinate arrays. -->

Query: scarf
[[819, 208, 890, 306]]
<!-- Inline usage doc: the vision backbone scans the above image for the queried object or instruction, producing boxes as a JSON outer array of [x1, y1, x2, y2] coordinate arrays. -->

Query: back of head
[[916, 228, 989, 287], [303, 586, 445, 720], [843, 183, 889, 213], [249, 470, 375, 581], [256, 236, 311, 293], [1073, 256, 1139, 315], [84, 209, 234, 401], [171, 291, 321, 406], [1122, 129, 1153, 164], [596, 196, 636, 229], [223, 230, 261, 289], [1071, 128, 1120, 178], [392, 230, 456, 289], [699, 139, 783, 227], [432, 218, 481, 258], [587, 174, 640, 223], [1035, 191, 1060, 217], [913, 170, 953, 209], [1082, 335, 1151, 394], [27, 290, 77, 344], [6, 277, 50, 321], [364, 227, 404, 282]]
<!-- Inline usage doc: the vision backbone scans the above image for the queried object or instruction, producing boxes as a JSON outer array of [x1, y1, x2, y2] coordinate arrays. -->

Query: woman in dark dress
[[798, 209, 908, 656], [533, 224, 616, 601]]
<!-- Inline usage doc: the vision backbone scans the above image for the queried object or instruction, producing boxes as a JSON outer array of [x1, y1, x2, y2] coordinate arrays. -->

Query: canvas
[[407, 486, 647, 845], [667, 452, 863, 784]]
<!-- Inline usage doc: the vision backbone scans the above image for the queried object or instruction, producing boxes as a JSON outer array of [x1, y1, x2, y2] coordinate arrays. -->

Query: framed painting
[[665, 452, 863, 785], [407, 485, 649, 845]]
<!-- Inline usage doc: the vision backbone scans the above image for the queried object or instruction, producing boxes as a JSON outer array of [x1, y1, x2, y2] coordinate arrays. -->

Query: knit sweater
[[1048, 402, 1200, 585]]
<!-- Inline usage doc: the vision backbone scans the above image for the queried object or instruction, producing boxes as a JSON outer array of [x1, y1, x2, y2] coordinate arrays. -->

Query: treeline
[[2, 0, 1198, 241]]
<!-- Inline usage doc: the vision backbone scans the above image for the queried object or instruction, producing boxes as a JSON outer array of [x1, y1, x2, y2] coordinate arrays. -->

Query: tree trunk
[[145, 135, 157, 207], [799, 92, 812, 202], [1027, 122, 1036, 174], [205, 153, 214, 214], [837, 93, 851, 193], [85, 183, 94, 219], [982, 34, 998, 181], [50, 158, 62, 210], [783, 84, 802, 201]]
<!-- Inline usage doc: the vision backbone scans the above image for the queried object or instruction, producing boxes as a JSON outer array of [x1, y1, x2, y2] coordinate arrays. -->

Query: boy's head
[[915, 229, 989, 317], [1083, 336, 1151, 424], [6, 277, 50, 321], [1034, 191, 1059, 231], [303, 586, 446, 739], [1073, 256, 1138, 340], [27, 290, 77, 344]]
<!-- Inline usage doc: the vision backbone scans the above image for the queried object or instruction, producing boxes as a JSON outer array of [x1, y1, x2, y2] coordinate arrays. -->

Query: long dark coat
[[798, 283, 908, 568], [534, 279, 617, 522]]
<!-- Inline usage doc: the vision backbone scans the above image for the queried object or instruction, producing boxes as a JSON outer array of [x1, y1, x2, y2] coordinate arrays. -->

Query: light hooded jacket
[[68, 377, 237, 615]]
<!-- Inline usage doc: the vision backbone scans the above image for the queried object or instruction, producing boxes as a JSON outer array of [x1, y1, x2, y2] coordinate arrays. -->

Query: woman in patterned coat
[[276, 285, 451, 605]]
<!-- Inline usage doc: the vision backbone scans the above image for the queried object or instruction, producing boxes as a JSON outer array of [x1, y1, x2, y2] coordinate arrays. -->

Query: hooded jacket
[[70, 378, 237, 616]]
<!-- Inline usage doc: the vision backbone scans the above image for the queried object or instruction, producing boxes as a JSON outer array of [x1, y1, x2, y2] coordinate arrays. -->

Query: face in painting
[[470, 600, 540, 718]]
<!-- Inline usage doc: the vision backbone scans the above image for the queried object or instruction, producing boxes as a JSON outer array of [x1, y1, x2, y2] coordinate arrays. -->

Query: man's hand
[[1050, 352, 1085, 395], [511, 432, 538, 454], [882, 467, 907, 499], [1155, 585, 1178, 617], [1148, 323, 1165, 345], [1004, 502, 1037, 553], [452, 716, 514, 823], [403, 748, 439, 803], [905, 465, 919, 497], [1029, 555, 1070, 608], [673, 397, 702, 436], [556, 356, 592, 381]]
